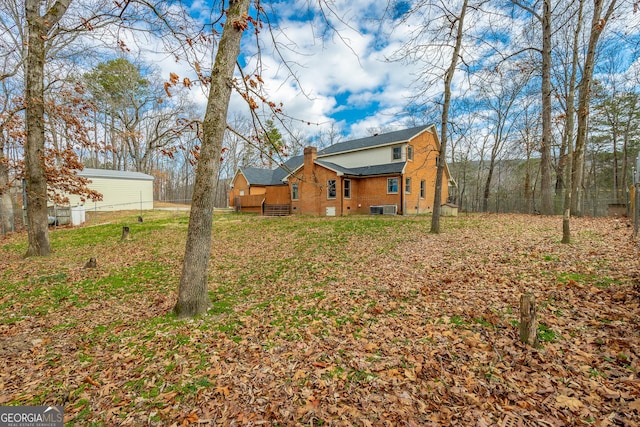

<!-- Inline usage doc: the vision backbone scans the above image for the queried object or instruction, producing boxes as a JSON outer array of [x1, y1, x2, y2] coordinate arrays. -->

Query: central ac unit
[[382, 205, 397, 215]]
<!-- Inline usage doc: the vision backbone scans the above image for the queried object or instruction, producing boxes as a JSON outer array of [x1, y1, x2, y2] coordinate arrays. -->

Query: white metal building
[[66, 168, 155, 212]]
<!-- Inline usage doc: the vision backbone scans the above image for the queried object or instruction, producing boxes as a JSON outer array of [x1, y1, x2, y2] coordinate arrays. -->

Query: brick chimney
[[303, 146, 317, 173]]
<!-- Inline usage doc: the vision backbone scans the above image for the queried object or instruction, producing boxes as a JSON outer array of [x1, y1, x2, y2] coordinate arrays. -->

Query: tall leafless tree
[[431, 0, 469, 233], [571, 0, 619, 216], [560, 0, 584, 243], [511, 0, 554, 215]]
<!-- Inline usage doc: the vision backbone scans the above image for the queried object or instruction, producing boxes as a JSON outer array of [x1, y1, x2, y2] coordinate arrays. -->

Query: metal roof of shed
[[78, 168, 154, 181]]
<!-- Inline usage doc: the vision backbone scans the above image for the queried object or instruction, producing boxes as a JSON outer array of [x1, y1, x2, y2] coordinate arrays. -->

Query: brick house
[[229, 124, 453, 215]]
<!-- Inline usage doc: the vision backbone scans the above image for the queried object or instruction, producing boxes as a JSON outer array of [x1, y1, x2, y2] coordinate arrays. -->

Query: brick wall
[[351, 176, 402, 214], [403, 130, 448, 214]]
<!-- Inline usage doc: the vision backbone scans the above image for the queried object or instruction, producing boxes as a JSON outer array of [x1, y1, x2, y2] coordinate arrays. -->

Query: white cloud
[[225, 1, 445, 139]]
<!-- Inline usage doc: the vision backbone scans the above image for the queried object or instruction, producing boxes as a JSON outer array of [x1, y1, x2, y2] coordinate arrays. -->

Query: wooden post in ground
[[519, 293, 538, 346], [120, 226, 130, 242]]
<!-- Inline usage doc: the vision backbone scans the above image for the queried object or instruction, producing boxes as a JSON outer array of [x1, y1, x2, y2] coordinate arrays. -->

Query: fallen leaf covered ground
[[1, 212, 639, 426]]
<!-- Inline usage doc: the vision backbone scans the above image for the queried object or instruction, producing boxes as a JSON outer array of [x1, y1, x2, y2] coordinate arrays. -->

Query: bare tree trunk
[[24, 0, 49, 255], [482, 156, 496, 212], [0, 138, 14, 234], [23, 0, 72, 256], [524, 166, 532, 213], [562, 0, 583, 244], [175, 0, 251, 318], [25, 2, 50, 256], [431, 0, 468, 233], [539, 0, 553, 215], [621, 97, 637, 200], [612, 131, 619, 200], [572, 0, 618, 216]]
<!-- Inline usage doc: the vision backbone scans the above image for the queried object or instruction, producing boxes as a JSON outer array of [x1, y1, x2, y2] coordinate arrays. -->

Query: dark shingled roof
[[239, 167, 275, 186], [316, 160, 406, 177], [272, 155, 303, 183], [345, 162, 407, 176], [237, 125, 434, 184], [240, 155, 303, 186], [318, 125, 431, 156]]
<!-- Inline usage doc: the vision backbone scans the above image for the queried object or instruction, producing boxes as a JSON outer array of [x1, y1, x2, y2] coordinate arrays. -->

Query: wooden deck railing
[[263, 204, 290, 216]]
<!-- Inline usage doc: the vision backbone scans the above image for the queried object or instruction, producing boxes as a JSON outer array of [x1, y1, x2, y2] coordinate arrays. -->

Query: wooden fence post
[[519, 293, 537, 346]]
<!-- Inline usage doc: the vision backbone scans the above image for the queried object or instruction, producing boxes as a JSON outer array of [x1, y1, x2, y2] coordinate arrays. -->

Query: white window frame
[[387, 177, 399, 194], [327, 179, 337, 199]]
